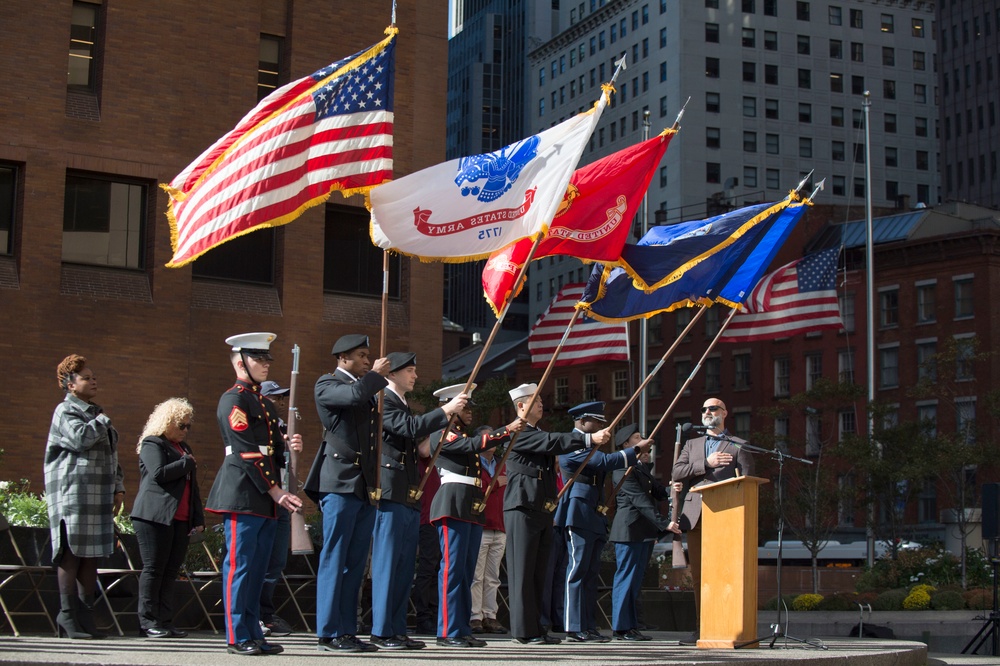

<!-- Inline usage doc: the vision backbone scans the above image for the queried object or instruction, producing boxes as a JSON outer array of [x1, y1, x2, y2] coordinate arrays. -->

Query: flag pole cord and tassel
[[557, 305, 706, 501], [414, 234, 548, 499]]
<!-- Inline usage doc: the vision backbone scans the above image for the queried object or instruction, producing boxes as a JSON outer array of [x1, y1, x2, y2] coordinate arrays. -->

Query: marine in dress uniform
[[205, 332, 302, 656], [503, 384, 613, 645], [555, 402, 643, 642], [303, 334, 389, 654], [429, 384, 521, 648], [670, 398, 754, 624], [609, 424, 669, 641], [369, 353, 466, 650]]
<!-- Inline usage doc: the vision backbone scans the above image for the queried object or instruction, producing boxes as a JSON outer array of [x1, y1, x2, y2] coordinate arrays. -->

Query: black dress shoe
[[588, 629, 612, 643], [515, 634, 561, 644], [614, 629, 652, 642], [227, 640, 262, 655], [165, 626, 188, 638], [370, 635, 407, 650], [462, 635, 487, 647], [566, 631, 591, 642], [397, 635, 425, 649], [436, 636, 471, 647], [256, 640, 284, 655], [144, 627, 171, 639], [317, 635, 378, 653]]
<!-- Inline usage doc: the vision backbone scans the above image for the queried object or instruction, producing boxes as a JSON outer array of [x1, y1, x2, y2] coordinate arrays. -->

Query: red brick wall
[[0, 1, 447, 510]]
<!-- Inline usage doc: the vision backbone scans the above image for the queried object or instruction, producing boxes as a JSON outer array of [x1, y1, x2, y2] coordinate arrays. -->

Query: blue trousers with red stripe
[[221, 513, 276, 645], [436, 518, 483, 638]]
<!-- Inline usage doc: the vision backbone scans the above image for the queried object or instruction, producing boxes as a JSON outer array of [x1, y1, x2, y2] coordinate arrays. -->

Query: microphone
[[682, 423, 708, 432]]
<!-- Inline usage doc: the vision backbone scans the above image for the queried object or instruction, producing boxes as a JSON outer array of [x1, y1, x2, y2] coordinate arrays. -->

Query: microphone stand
[[724, 437, 825, 650]]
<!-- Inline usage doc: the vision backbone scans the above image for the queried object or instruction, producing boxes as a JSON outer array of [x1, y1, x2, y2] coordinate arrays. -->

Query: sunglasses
[[178, 423, 192, 431], [701, 405, 723, 413]]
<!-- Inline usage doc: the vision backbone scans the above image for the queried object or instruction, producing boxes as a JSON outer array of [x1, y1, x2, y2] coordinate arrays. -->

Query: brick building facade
[[0, 0, 447, 500]]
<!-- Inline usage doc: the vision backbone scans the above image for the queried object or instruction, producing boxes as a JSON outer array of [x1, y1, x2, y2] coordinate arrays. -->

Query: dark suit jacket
[[429, 426, 510, 524], [671, 431, 754, 532], [608, 461, 669, 543], [304, 368, 387, 502], [132, 435, 204, 528], [380, 391, 449, 507], [503, 425, 586, 514]]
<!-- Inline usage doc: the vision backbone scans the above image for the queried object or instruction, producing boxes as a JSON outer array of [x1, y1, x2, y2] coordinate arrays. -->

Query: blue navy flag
[[578, 199, 808, 322]]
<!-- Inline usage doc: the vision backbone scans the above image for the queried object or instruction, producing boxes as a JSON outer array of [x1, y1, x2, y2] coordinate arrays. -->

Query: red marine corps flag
[[482, 132, 673, 314]]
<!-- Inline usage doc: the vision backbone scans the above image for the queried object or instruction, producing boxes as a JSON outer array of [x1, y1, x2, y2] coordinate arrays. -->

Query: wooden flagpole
[[370, 250, 391, 503]]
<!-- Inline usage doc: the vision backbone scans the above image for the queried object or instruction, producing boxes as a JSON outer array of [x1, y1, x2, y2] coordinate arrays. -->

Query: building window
[[0, 164, 15, 256], [831, 107, 844, 127], [764, 30, 777, 50], [916, 280, 936, 322], [675, 307, 692, 339], [805, 353, 822, 390], [830, 39, 842, 59], [675, 359, 691, 395], [797, 35, 810, 55], [852, 75, 866, 95], [648, 313, 663, 344], [829, 6, 842, 25], [911, 18, 924, 37], [704, 357, 721, 392], [798, 102, 812, 122], [705, 23, 719, 42], [703, 307, 720, 337], [956, 398, 976, 444], [765, 133, 779, 154], [765, 98, 779, 119], [806, 413, 821, 456], [257, 35, 283, 102], [743, 166, 757, 188], [706, 92, 720, 113], [647, 362, 662, 398], [838, 348, 854, 384], [882, 46, 895, 67], [743, 96, 757, 117], [837, 292, 854, 333], [916, 339, 937, 382], [838, 474, 854, 525], [796, 1, 810, 21], [798, 69, 811, 89], [734, 353, 751, 390], [832, 175, 845, 196], [62, 172, 147, 269], [705, 57, 720, 78], [954, 275, 974, 318], [885, 147, 898, 168], [742, 28, 756, 47], [583, 373, 599, 401], [765, 168, 780, 190], [706, 127, 721, 148], [765, 64, 778, 85], [733, 412, 751, 440], [799, 137, 812, 158], [832, 141, 845, 161], [612, 369, 629, 400], [323, 204, 400, 296], [742, 61, 756, 83], [851, 42, 864, 62], [850, 8, 863, 29], [774, 416, 789, 451], [830, 72, 843, 92], [955, 335, 976, 381], [838, 410, 856, 442], [917, 402, 937, 437], [885, 113, 897, 133], [883, 79, 896, 99], [918, 478, 937, 524], [554, 377, 569, 406], [914, 84, 927, 103], [879, 287, 899, 327], [68, 1, 99, 90], [774, 357, 790, 397], [706, 162, 721, 184], [880, 13, 894, 33], [879, 345, 899, 388]]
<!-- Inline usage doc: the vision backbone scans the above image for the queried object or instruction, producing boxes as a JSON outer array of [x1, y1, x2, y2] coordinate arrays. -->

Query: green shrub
[[872, 588, 908, 611], [816, 593, 857, 611], [0, 480, 49, 528], [791, 593, 823, 611], [854, 591, 880, 607], [856, 545, 993, 592], [930, 590, 966, 610], [902, 588, 931, 610], [760, 594, 798, 611], [964, 588, 992, 611]]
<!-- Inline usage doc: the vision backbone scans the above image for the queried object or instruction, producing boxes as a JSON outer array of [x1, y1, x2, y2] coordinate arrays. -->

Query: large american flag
[[529, 283, 629, 367], [720, 247, 843, 342], [164, 30, 396, 267]]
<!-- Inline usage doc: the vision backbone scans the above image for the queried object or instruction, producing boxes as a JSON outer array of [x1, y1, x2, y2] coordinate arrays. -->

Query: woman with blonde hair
[[45, 354, 125, 639], [131, 397, 204, 638]]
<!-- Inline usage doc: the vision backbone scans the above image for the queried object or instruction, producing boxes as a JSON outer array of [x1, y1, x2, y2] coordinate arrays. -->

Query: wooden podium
[[691, 474, 768, 649]]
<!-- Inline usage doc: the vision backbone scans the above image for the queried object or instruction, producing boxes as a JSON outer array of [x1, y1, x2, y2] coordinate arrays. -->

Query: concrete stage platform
[[1, 631, 995, 666]]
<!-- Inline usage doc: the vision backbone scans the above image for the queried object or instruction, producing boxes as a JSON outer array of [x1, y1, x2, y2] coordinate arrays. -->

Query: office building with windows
[[0, 0, 447, 490], [525, 0, 940, 323], [937, 1, 1000, 207]]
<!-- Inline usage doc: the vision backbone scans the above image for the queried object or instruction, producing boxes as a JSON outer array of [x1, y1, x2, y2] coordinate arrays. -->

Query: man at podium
[[669, 398, 755, 629]]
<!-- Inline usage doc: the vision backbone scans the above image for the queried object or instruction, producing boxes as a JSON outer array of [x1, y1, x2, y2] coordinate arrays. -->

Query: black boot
[[56, 594, 92, 639], [77, 594, 108, 639]]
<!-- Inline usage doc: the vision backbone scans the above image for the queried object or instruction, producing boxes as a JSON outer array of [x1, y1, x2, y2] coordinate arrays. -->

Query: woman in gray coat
[[131, 398, 204, 638], [44, 354, 125, 639]]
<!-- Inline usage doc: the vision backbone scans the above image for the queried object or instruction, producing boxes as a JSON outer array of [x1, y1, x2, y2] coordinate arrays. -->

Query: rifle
[[669, 423, 686, 567], [286, 344, 313, 555]]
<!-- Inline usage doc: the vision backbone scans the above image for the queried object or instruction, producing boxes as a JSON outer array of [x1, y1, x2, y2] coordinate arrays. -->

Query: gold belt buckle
[[543, 500, 556, 513]]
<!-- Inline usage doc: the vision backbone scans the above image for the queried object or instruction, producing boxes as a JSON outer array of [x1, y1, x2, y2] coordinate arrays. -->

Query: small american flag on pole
[[719, 247, 844, 342], [163, 29, 396, 267], [529, 283, 629, 367]]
